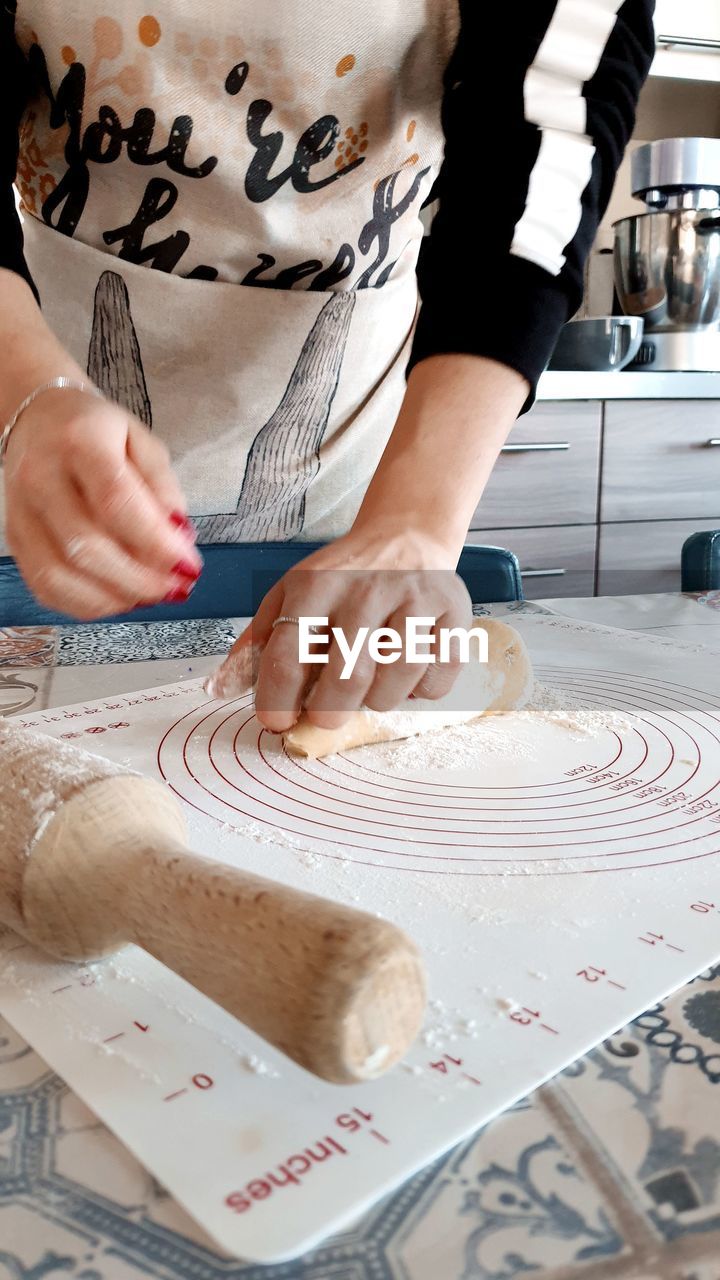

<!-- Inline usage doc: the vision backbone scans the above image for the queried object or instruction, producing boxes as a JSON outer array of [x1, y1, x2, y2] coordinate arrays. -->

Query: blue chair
[[681, 531, 720, 592], [0, 542, 523, 627]]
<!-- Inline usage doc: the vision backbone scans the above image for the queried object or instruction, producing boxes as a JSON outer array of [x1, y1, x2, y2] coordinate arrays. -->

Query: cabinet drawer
[[654, 0, 720, 43], [598, 518, 720, 595], [468, 525, 597, 599], [602, 401, 720, 523], [471, 403, 601, 529]]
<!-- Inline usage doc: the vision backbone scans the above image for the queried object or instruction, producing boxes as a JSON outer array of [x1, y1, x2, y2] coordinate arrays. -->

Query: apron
[[10, 1, 458, 545]]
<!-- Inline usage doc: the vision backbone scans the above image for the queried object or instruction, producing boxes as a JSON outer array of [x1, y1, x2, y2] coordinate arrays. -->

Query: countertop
[[537, 369, 720, 401]]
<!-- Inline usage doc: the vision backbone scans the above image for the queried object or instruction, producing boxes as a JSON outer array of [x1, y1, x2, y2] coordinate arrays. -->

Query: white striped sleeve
[[511, 0, 630, 276], [410, 0, 656, 410]]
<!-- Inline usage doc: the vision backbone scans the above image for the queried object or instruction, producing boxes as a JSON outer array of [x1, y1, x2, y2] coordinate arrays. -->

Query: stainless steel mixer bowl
[[614, 209, 720, 331], [547, 316, 643, 371]]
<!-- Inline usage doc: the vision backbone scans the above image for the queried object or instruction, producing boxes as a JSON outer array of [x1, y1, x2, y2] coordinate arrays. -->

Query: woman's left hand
[[206, 524, 472, 731]]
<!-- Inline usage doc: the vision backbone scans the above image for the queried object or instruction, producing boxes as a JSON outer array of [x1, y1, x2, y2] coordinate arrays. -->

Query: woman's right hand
[[3, 386, 203, 620]]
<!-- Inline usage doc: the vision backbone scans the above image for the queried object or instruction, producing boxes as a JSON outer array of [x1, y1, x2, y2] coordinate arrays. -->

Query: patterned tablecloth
[[3, 592, 720, 1280]]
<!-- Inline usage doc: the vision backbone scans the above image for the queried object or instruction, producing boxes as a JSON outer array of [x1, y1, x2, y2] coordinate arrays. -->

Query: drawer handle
[[502, 442, 570, 453], [657, 34, 720, 51], [521, 568, 567, 578], [707, 439, 720, 447]]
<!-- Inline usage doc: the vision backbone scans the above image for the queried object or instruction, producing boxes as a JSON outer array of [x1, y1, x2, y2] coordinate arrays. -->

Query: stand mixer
[[614, 137, 720, 371]]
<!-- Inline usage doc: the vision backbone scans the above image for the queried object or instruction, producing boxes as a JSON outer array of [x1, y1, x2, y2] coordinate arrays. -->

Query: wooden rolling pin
[[0, 720, 425, 1084]]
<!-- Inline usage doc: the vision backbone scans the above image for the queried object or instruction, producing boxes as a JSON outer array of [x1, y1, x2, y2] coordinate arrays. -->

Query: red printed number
[[509, 1007, 559, 1035], [638, 931, 685, 954], [429, 1053, 481, 1086], [577, 966, 626, 991], [164, 1073, 214, 1102]]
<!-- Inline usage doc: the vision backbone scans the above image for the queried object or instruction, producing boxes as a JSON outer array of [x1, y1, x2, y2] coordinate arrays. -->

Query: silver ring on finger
[[272, 615, 323, 634], [66, 535, 89, 563]]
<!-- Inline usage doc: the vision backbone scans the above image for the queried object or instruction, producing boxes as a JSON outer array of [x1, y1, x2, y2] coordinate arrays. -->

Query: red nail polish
[[171, 558, 201, 580], [163, 586, 193, 604], [170, 511, 196, 536]]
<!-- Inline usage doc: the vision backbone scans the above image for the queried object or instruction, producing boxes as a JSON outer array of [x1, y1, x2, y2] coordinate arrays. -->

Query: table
[[2, 593, 720, 1280]]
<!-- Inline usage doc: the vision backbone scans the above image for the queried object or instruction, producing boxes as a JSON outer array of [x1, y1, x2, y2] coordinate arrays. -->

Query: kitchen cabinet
[[471, 404, 601, 530], [474, 394, 720, 599], [602, 402, 720, 523], [468, 525, 597, 600], [651, 0, 720, 79], [597, 518, 720, 595], [653, 0, 720, 46]]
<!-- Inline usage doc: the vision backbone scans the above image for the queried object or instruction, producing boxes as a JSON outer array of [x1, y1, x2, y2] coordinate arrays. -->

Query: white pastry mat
[[3, 613, 720, 1263]]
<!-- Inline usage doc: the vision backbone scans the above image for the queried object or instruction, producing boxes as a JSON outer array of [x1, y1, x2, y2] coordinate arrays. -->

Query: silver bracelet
[[0, 377, 102, 465]]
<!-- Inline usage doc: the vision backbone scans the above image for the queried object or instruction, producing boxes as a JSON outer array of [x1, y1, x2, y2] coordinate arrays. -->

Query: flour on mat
[[373, 682, 636, 772], [101, 956, 284, 1078], [176, 681, 638, 928], [421, 997, 480, 1050], [240, 1053, 280, 1078]]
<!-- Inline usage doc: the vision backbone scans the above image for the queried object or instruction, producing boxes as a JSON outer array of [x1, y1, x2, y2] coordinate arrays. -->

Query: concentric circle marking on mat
[[156, 670, 720, 876]]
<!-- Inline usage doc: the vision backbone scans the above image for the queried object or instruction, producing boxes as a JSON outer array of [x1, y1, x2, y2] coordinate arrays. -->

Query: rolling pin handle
[[21, 775, 425, 1084]]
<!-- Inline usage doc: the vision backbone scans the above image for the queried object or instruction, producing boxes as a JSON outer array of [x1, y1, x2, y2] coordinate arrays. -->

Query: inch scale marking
[[3, 615, 720, 1262]]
